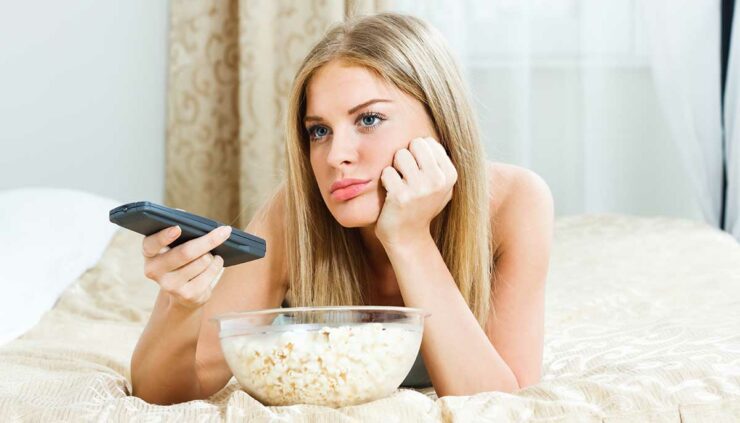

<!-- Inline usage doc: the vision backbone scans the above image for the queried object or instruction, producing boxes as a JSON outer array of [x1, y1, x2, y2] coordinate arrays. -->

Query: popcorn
[[221, 322, 422, 407]]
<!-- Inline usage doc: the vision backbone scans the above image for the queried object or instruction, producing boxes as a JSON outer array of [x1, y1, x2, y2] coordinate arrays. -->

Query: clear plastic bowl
[[211, 305, 429, 407]]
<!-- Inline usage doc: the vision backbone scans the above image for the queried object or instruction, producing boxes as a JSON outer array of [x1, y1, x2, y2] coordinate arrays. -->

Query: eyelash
[[306, 111, 387, 142]]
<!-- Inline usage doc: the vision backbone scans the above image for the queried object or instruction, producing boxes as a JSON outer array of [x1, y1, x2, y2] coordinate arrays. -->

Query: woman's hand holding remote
[[141, 224, 232, 309]]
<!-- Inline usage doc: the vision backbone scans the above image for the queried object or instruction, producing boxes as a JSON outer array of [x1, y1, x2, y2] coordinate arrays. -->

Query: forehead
[[305, 61, 401, 112]]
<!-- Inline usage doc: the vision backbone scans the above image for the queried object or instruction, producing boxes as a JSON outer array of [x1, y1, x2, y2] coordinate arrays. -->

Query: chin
[[326, 195, 381, 228]]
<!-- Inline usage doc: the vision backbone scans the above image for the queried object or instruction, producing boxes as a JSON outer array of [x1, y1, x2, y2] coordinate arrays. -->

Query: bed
[[1, 202, 739, 421]]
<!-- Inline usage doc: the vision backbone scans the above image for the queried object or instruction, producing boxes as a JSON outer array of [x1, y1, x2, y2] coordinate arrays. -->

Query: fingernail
[[219, 226, 232, 237], [169, 226, 180, 237]]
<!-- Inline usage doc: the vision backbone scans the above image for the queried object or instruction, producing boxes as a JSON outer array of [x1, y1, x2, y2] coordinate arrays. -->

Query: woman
[[131, 13, 554, 405]]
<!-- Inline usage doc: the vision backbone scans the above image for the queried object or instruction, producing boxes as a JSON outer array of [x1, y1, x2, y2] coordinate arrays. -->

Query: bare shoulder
[[247, 181, 289, 289], [251, 181, 287, 233], [485, 161, 554, 256], [486, 161, 552, 209]]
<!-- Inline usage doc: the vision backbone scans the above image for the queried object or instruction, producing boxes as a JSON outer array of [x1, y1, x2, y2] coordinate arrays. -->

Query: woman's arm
[[131, 186, 289, 404], [387, 236, 519, 396], [385, 169, 554, 397], [484, 170, 553, 388], [374, 138, 553, 396]]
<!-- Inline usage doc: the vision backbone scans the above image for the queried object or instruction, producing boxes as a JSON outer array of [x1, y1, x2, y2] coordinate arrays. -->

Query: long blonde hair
[[283, 13, 495, 327]]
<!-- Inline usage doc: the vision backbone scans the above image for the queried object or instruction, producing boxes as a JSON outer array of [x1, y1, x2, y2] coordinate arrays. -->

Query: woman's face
[[305, 59, 439, 228]]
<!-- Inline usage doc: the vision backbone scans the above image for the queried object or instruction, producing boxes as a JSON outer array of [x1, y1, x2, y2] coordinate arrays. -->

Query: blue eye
[[308, 125, 330, 141], [361, 115, 378, 126], [358, 112, 385, 129]]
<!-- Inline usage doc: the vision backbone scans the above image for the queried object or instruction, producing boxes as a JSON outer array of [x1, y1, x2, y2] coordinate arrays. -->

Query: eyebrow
[[304, 98, 392, 124]]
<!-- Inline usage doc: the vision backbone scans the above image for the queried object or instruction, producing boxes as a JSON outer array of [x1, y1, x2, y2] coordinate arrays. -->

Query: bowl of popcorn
[[212, 305, 428, 408]]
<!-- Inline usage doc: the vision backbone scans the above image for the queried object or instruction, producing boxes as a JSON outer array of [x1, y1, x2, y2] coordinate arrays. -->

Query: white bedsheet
[[0, 214, 738, 422]]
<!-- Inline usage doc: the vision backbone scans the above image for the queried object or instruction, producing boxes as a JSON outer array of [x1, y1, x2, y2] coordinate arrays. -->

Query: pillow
[[0, 187, 122, 346]]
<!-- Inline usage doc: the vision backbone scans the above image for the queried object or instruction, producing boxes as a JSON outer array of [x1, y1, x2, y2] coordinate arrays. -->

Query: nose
[[325, 127, 359, 169]]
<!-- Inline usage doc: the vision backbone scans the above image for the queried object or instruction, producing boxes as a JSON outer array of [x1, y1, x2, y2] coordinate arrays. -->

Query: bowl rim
[[210, 305, 430, 323]]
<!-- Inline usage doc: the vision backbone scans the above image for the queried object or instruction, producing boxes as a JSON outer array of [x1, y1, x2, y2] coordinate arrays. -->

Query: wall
[[0, 0, 169, 204]]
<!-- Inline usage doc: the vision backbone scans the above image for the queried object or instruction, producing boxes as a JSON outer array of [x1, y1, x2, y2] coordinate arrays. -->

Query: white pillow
[[0, 187, 122, 346]]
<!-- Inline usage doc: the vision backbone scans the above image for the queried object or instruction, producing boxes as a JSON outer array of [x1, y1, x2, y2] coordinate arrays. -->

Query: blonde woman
[[131, 13, 554, 405]]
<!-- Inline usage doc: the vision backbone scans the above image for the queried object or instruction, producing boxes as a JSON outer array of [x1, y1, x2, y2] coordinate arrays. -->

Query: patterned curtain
[[165, 0, 390, 228]]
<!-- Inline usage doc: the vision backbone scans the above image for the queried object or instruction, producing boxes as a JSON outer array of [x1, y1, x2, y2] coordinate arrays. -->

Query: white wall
[[0, 0, 169, 204]]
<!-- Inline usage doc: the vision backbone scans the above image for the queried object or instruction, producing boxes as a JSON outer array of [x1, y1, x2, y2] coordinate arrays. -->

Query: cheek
[[379, 123, 418, 156], [309, 150, 326, 178], [364, 132, 404, 167], [309, 145, 322, 165]]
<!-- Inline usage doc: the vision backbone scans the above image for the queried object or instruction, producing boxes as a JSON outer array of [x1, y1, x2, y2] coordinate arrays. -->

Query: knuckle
[[208, 235, 222, 249], [178, 289, 196, 303], [160, 276, 177, 293], [183, 286, 209, 306], [178, 244, 197, 262], [432, 172, 445, 187], [141, 244, 154, 259], [158, 236, 172, 249], [409, 139, 421, 151], [192, 293, 209, 307], [144, 263, 158, 280]]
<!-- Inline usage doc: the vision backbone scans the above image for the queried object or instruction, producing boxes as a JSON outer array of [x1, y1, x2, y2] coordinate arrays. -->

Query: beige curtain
[[165, 0, 391, 229]]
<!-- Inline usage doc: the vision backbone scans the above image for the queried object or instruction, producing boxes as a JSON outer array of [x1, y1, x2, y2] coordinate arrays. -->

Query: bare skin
[[130, 60, 552, 404]]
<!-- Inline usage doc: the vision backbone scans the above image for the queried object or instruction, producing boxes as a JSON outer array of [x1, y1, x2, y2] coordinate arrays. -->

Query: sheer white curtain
[[640, 0, 723, 228], [725, 5, 740, 240], [393, 0, 710, 223]]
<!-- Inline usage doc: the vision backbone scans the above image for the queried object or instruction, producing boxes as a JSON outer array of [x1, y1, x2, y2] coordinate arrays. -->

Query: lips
[[330, 178, 371, 201]]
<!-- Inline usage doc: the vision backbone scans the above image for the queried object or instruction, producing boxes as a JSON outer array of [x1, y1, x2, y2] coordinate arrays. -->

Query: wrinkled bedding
[[1, 214, 739, 422]]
